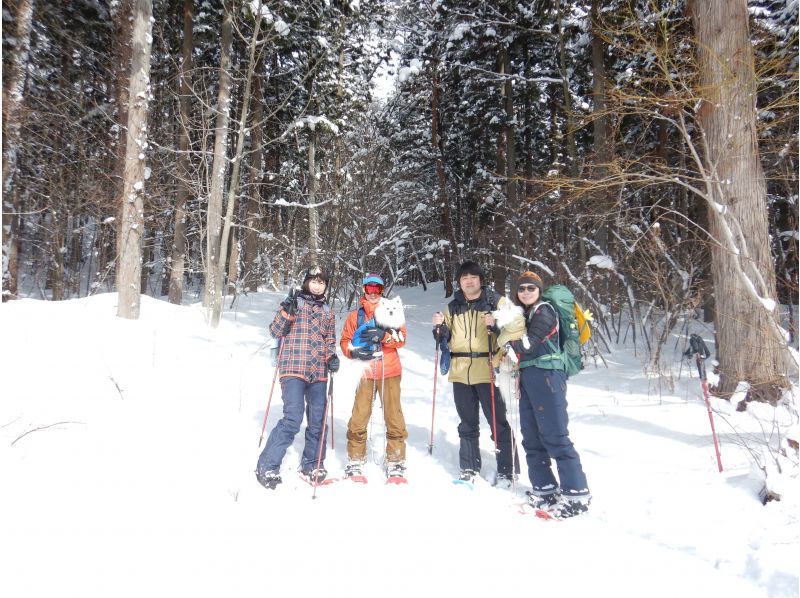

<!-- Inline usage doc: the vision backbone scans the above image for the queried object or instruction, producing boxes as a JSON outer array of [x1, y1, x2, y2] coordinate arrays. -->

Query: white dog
[[374, 296, 405, 343]]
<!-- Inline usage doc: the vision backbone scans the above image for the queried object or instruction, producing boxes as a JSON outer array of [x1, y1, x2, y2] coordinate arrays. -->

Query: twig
[[11, 421, 84, 446]]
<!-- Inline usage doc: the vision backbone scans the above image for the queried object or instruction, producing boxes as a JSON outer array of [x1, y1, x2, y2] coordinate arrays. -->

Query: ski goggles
[[364, 283, 384, 295], [518, 284, 540, 293]]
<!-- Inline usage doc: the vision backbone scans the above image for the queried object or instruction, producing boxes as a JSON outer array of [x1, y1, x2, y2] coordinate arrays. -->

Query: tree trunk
[[590, 0, 613, 253], [168, 0, 194, 305], [243, 67, 264, 293], [307, 129, 319, 261], [210, 10, 261, 327], [2, 0, 35, 301], [431, 59, 454, 297], [691, 0, 789, 400], [204, 7, 233, 310], [116, 0, 153, 319]]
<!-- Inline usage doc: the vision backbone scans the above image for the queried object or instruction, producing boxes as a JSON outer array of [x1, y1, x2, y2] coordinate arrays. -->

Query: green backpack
[[522, 284, 583, 378]]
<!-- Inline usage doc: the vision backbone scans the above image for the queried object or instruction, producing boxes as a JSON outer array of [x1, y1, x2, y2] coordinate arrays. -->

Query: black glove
[[327, 355, 340, 373], [350, 346, 375, 361], [280, 289, 298, 316], [433, 324, 449, 343], [360, 327, 386, 345]]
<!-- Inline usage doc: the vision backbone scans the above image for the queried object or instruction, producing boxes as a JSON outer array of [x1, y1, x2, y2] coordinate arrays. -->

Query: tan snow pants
[[346, 375, 407, 463]]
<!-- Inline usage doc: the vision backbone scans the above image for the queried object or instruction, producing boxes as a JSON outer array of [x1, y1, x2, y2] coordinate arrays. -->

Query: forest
[[2, 0, 798, 402]]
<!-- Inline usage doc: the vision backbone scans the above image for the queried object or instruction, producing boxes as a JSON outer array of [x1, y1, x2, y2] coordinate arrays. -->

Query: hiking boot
[[386, 462, 406, 478], [255, 469, 282, 490], [495, 473, 515, 489], [300, 467, 328, 484], [548, 494, 591, 518], [525, 490, 559, 510], [345, 462, 364, 478], [458, 469, 477, 483]]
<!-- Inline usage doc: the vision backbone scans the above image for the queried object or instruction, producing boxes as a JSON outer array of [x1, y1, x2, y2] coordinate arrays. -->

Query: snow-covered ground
[[1, 285, 797, 597]]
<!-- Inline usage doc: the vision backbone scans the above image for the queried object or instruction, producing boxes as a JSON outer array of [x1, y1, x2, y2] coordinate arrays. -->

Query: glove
[[280, 289, 298, 316], [350, 346, 375, 361], [360, 327, 386, 345], [327, 355, 340, 373], [432, 324, 449, 343]]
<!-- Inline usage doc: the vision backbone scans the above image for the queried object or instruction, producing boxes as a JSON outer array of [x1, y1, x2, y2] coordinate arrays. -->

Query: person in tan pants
[[340, 273, 408, 480]]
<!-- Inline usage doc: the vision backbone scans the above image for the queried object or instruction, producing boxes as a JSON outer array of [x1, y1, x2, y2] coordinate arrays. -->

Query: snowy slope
[[1, 285, 797, 598]]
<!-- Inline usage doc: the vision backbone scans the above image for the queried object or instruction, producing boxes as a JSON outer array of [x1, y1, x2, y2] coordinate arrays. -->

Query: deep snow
[[1, 284, 797, 598]]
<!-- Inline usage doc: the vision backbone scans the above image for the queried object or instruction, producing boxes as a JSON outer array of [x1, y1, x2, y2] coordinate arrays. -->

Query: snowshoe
[[300, 467, 332, 486], [385, 462, 407, 485], [452, 469, 477, 488], [345, 462, 368, 484]]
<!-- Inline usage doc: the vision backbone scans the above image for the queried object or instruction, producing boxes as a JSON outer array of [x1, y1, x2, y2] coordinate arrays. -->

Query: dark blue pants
[[518, 367, 589, 498], [453, 382, 519, 476], [256, 377, 328, 474]]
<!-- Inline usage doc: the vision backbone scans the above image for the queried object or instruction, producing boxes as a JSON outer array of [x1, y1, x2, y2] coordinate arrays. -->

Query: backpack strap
[[357, 307, 366, 328]]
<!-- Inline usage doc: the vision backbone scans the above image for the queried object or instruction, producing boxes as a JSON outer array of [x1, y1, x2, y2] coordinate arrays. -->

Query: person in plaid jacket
[[255, 266, 339, 490]]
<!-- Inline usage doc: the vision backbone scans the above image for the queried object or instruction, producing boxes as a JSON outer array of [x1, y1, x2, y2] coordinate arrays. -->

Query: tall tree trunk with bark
[[590, 0, 613, 253], [204, 7, 233, 310], [210, 12, 262, 327], [116, 0, 153, 319], [691, 0, 789, 400], [243, 66, 264, 293], [431, 59, 454, 297], [168, 0, 194, 305], [2, 0, 35, 301]]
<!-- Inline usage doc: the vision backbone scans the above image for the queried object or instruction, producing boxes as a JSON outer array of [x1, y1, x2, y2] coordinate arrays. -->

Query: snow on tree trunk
[[2, 0, 35, 301], [204, 8, 233, 310], [168, 0, 194, 306], [691, 0, 789, 400], [116, 0, 153, 320]]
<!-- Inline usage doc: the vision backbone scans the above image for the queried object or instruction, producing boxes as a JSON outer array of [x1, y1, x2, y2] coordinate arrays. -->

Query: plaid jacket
[[270, 293, 336, 383]]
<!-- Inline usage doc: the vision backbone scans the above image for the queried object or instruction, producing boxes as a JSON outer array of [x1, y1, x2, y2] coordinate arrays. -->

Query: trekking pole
[[429, 326, 440, 455], [328, 369, 335, 450], [686, 333, 723, 473], [258, 338, 287, 447], [312, 374, 332, 500], [487, 326, 499, 454]]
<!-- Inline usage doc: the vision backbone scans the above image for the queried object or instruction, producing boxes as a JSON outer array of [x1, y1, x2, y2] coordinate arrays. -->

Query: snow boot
[[547, 494, 590, 518], [255, 469, 282, 490], [300, 467, 328, 484], [345, 462, 364, 478], [458, 469, 477, 483], [494, 473, 515, 489], [386, 462, 406, 479], [525, 490, 559, 510]]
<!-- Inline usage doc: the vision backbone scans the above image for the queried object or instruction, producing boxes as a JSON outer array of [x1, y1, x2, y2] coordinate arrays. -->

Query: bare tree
[[116, 0, 153, 319], [204, 6, 233, 311]]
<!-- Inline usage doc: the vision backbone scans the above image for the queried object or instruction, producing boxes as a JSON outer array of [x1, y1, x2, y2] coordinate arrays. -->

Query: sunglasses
[[364, 283, 384, 295], [518, 284, 539, 293]]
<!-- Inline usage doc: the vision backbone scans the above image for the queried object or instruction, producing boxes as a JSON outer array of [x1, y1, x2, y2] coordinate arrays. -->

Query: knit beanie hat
[[302, 265, 329, 290], [455, 260, 485, 284], [517, 271, 543, 292]]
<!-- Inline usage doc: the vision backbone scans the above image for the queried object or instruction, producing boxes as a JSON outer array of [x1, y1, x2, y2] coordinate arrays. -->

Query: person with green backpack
[[510, 271, 591, 518]]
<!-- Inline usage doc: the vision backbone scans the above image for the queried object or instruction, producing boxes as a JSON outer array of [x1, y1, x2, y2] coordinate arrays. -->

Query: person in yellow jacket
[[432, 260, 519, 485], [340, 273, 408, 480]]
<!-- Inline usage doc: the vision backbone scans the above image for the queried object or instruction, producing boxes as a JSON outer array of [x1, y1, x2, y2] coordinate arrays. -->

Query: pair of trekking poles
[[257, 340, 335, 499]]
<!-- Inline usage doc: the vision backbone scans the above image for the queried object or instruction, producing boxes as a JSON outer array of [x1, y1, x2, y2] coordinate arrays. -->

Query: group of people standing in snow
[[254, 260, 591, 518]]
